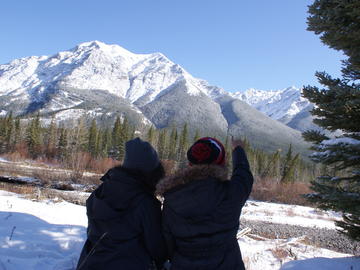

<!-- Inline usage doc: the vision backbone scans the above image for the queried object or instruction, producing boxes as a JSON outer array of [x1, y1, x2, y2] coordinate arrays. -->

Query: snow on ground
[[0, 157, 10, 163], [0, 190, 359, 270], [242, 200, 341, 229], [0, 191, 86, 270], [240, 234, 358, 270]]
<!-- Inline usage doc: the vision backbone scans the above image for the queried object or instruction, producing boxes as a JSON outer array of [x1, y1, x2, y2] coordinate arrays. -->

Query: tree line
[[0, 112, 317, 183]]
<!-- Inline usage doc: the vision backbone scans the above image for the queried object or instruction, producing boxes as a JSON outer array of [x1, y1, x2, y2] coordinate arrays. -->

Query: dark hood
[[87, 167, 147, 219]]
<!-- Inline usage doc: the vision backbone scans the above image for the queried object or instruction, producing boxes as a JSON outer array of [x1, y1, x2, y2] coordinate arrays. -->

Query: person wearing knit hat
[[157, 137, 254, 270], [77, 138, 166, 270], [187, 137, 226, 166]]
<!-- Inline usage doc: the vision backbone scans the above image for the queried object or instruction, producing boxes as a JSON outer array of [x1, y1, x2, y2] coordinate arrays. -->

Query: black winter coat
[[77, 167, 167, 270], [156, 147, 253, 270]]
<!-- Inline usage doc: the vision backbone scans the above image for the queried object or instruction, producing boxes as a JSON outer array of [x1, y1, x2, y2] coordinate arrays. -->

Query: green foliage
[[147, 125, 155, 145], [111, 116, 125, 160], [307, 0, 360, 80], [304, 0, 360, 240], [101, 128, 112, 157], [88, 119, 98, 157], [167, 126, 178, 160], [57, 127, 68, 161], [178, 123, 189, 163], [157, 129, 167, 159], [45, 116, 57, 158], [26, 113, 42, 158]]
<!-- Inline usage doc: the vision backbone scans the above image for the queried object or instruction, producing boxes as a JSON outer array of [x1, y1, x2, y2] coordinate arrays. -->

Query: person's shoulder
[[156, 165, 228, 196]]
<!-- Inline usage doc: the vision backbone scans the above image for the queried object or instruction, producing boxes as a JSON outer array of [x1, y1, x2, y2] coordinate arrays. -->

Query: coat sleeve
[[162, 203, 175, 260], [230, 146, 254, 205], [140, 197, 167, 268]]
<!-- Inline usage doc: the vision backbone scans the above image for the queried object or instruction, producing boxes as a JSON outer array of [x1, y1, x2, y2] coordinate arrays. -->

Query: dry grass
[[251, 177, 313, 206], [270, 247, 289, 261], [0, 182, 89, 205], [0, 182, 37, 195], [87, 157, 120, 174]]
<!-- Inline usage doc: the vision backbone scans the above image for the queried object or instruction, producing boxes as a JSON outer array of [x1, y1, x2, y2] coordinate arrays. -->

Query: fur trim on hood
[[156, 165, 228, 196]]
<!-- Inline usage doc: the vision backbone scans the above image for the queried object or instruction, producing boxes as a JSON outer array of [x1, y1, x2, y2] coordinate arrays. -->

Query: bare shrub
[[3, 143, 29, 161], [87, 157, 120, 174], [271, 247, 289, 263], [67, 152, 92, 183], [251, 177, 312, 206]]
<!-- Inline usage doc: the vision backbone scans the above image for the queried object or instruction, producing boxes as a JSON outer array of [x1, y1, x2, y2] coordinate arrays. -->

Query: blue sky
[[1, 0, 344, 91]]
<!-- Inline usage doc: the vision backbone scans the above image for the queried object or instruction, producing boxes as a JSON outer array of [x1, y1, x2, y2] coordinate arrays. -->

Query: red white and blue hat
[[187, 137, 226, 166]]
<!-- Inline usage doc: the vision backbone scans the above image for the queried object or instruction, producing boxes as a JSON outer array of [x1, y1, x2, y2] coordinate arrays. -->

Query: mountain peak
[[72, 40, 143, 60]]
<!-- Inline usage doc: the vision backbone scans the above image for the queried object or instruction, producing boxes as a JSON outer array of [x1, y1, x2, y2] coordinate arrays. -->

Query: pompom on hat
[[187, 137, 226, 166]]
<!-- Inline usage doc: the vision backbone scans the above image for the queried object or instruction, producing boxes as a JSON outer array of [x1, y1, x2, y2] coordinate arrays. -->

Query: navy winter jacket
[[77, 167, 167, 270], [156, 147, 253, 270]]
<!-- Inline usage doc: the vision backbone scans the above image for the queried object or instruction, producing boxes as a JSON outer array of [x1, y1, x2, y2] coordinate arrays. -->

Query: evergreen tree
[[102, 128, 112, 157], [88, 119, 98, 157], [268, 150, 281, 179], [282, 153, 300, 183], [255, 150, 265, 177], [178, 123, 189, 162], [281, 144, 293, 182], [118, 116, 130, 159], [281, 144, 301, 183], [147, 125, 155, 145], [26, 113, 42, 158], [111, 116, 122, 159], [157, 129, 167, 159], [0, 113, 15, 153], [303, 0, 360, 240], [4, 112, 14, 151], [45, 116, 57, 158], [57, 127, 68, 161], [96, 129, 103, 158], [0, 117, 5, 153], [168, 126, 178, 160], [14, 117, 21, 147]]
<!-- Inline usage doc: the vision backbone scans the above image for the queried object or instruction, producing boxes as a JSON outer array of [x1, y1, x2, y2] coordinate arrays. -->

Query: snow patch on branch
[[321, 137, 360, 146]]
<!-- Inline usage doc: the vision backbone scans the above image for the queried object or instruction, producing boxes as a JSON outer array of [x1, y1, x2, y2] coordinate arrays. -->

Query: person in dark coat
[[156, 137, 253, 270], [77, 138, 167, 270]]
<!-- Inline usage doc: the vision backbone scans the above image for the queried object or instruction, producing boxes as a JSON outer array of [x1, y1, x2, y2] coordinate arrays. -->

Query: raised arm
[[230, 139, 254, 205]]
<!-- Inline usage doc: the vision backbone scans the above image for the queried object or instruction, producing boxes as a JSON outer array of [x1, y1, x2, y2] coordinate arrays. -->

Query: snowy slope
[[0, 41, 306, 124], [0, 41, 214, 109], [1, 190, 359, 270], [231, 87, 311, 124]]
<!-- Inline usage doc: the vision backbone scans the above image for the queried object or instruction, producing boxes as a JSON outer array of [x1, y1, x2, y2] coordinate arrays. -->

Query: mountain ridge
[[0, 41, 311, 155]]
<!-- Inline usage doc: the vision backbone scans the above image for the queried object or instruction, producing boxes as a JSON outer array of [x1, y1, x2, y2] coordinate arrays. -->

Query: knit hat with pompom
[[187, 137, 225, 166]]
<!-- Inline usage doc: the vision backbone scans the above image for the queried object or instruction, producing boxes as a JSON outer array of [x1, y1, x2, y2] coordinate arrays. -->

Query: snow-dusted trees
[[303, 0, 360, 240]]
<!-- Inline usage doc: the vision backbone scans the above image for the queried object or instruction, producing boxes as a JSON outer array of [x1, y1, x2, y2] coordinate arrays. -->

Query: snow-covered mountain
[[0, 41, 310, 154], [232, 87, 312, 127]]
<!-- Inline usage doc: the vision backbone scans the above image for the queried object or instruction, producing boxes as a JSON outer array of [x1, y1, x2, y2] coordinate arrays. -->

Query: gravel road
[[241, 219, 359, 255]]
